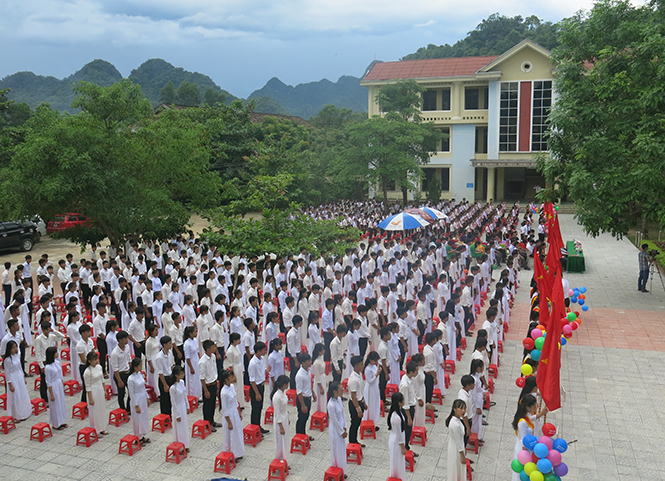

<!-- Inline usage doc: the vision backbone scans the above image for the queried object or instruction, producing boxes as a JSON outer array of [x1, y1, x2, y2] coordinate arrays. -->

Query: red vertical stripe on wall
[[518, 81, 532, 152]]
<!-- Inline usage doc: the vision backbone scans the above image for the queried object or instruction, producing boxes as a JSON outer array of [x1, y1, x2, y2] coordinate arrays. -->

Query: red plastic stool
[[456, 348, 462, 361], [165, 442, 187, 464], [346, 443, 363, 465], [466, 433, 479, 454], [488, 364, 498, 379], [104, 384, 113, 400], [267, 458, 289, 480], [29, 362, 40, 375], [483, 392, 491, 411], [497, 340, 503, 353], [146, 385, 158, 404], [359, 420, 376, 440], [0, 416, 16, 434], [405, 449, 416, 472], [444, 360, 456, 374], [283, 356, 290, 372], [61, 348, 71, 361], [278, 332, 286, 345], [63, 379, 80, 396], [243, 384, 251, 402], [310, 411, 328, 432], [76, 427, 98, 447], [30, 422, 53, 442], [341, 378, 349, 393], [264, 406, 274, 424], [432, 388, 443, 405], [504, 323, 509, 333], [385, 383, 399, 397], [460, 338, 467, 350], [192, 419, 212, 440], [187, 395, 199, 413], [243, 424, 262, 446], [118, 434, 141, 455], [61, 362, 71, 376], [214, 451, 236, 474], [290, 433, 311, 455], [497, 354, 501, 367], [31, 398, 47, 415], [151, 414, 172, 433], [410, 426, 427, 447], [467, 459, 473, 480], [324, 466, 344, 481], [33, 377, 41, 391], [380, 400, 385, 417], [445, 373, 451, 389], [0, 393, 6, 410], [72, 402, 88, 420], [418, 344, 425, 353], [0, 372, 5, 387], [426, 409, 436, 424], [109, 408, 129, 427], [488, 378, 495, 394], [286, 389, 297, 406], [325, 361, 332, 376]]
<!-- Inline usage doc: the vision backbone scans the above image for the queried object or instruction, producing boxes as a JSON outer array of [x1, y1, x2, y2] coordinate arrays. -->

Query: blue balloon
[[579, 286, 587, 293], [571, 297, 578, 303], [534, 443, 549, 458], [560, 337, 567, 346], [520, 470, 530, 481], [582, 305, 589, 312], [537, 458, 553, 473], [573, 288, 580, 296], [578, 299, 585, 306], [523, 434, 538, 450], [531, 349, 541, 361], [553, 438, 568, 453]]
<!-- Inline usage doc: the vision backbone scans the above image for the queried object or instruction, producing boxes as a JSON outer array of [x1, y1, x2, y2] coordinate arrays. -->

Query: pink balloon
[[569, 289, 574, 296], [562, 325, 573, 336], [538, 436, 554, 450], [547, 449, 562, 466], [517, 450, 532, 465], [531, 329, 543, 339]]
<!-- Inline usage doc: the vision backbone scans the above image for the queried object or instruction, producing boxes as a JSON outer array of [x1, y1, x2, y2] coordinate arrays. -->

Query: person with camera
[[638, 244, 652, 292]]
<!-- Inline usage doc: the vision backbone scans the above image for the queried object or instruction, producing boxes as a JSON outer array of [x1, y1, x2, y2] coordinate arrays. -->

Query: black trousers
[[417, 320, 425, 345], [358, 338, 368, 358], [3, 285, 11, 307], [133, 340, 145, 359], [424, 372, 434, 403], [295, 395, 311, 434], [117, 371, 131, 413], [97, 337, 108, 375], [40, 369, 48, 402], [288, 355, 298, 389], [20, 341, 27, 374], [332, 360, 343, 384], [323, 332, 334, 362], [79, 364, 87, 403], [203, 382, 217, 425], [463, 306, 474, 334], [173, 345, 183, 367], [379, 368, 387, 403], [158, 376, 174, 416], [250, 383, 265, 426], [348, 399, 366, 444], [243, 353, 251, 387], [405, 406, 415, 450]]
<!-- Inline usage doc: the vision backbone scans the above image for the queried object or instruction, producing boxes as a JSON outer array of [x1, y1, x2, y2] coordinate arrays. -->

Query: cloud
[[415, 20, 437, 28]]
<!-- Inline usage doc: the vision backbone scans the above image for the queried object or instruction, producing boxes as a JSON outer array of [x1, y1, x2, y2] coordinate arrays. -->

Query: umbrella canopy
[[420, 207, 448, 221], [404, 208, 436, 223], [378, 212, 430, 231]]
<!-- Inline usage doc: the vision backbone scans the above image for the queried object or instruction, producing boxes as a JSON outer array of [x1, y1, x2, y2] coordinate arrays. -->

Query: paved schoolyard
[[1, 214, 664, 481]]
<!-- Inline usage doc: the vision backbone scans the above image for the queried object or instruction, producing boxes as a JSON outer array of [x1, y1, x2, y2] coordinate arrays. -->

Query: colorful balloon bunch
[[569, 286, 589, 312], [511, 423, 570, 481]]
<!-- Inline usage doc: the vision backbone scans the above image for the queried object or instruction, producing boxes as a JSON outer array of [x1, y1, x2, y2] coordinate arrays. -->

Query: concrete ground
[[0, 214, 664, 481]]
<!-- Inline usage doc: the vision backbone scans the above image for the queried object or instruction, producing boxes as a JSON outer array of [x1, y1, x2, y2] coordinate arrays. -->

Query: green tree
[[160, 80, 176, 104], [175, 81, 201, 106], [539, 0, 665, 238], [204, 87, 226, 106], [426, 174, 442, 203], [375, 80, 425, 122], [310, 105, 365, 146], [0, 81, 220, 247], [246, 96, 287, 115]]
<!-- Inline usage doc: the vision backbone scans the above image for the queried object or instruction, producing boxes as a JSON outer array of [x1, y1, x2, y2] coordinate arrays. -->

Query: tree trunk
[[401, 185, 408, 206], [382, 175, 388, 203]]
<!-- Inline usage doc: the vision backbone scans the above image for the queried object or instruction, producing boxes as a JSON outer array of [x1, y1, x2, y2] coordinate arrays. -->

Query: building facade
[[360, 39, 553, 202]]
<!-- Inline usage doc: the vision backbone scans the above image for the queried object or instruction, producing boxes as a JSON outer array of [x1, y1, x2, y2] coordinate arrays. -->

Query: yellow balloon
[[530, 471, 544, 481], [524, 462, 537, 476], [521, 364, 533, 376]]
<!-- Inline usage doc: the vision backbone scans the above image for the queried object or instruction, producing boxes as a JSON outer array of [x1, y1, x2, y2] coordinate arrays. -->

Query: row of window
[[433, 126, 487, 154], [422, 87, 489, 111]]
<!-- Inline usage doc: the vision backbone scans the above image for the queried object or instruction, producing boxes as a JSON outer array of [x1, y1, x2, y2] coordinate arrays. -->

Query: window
[[422, 169, 435, 191], [439, 127, 450, 152], [499, 82, 519, 152], [475, 126, 488, 154], [423, 90, 437, 111], [441, 88, 451, 111], [386, 179, 396, 191], [532, 81, 552, 151], [465, 87, 479, 110], [483, 87, 489, 109], [441, 168, 450, 191]]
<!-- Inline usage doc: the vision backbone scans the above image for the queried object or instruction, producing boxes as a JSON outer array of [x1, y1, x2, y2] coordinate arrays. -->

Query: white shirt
[[155, 350, 174, 377], [128, 318, 145, 342], [198, 353, 218, 384], [286, 327, 300, 357], [348, 371, 364, 402], [248, 355, 265, 385], [295, 366, 312, 397], [110, 345, 131, 373]]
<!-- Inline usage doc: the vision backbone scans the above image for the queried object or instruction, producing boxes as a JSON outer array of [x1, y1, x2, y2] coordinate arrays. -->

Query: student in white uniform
[[83, 351, 109, 435], [311, 343, 327, 413], [327, 381, 347, 473], [183, 326, 202, 400], [388, 391, 407, 480], [44, 346, 68, 430], [267, 338, 285, 403], [469, 359, 485, 441], [271, 374, 291, 464], [128, 357, 150, 445], [363, 351, 381, 426], [170, 366, 190, 452], [220, 369, 245, 460], [2, 340, 31, 422], [511, 395, 537, 481], [225, 333, 244, 407], [446, 399, 468, 481]]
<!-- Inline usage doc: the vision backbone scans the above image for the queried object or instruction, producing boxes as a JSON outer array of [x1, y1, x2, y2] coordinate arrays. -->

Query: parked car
[[46, 213, 91, 234], [0, 221, 40, 252]]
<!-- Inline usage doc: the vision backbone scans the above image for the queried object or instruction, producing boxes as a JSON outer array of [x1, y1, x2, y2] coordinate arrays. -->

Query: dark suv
[[0, 221, 40, 252]]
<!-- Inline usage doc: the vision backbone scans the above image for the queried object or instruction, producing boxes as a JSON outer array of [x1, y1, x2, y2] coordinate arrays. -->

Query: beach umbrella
[[378, 212, 430, 231], [420, 207, 448, 221]]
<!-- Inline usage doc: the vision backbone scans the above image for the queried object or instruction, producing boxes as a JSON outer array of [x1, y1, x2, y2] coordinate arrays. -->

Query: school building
[[360, 39, 552, 202]]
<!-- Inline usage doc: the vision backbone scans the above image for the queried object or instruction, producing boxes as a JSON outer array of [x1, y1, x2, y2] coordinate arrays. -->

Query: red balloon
[[532, 452, 540, 464], [516, 377, 526, 388], [523, 338, 535, 350], [542, 423, 557, 437], [571, 321, 579, 331]]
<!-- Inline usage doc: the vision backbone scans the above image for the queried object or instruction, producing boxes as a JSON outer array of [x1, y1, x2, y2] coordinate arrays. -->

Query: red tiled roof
[[363, 55, 500, 81]]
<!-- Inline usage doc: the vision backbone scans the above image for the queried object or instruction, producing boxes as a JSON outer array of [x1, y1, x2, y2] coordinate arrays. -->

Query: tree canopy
[[538, 0, 665, 237]]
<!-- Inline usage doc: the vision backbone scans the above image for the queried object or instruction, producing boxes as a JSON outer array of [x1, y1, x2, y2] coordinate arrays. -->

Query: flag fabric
[[536, 268, 566, 411], [544, 203, 564, 274], [533, 253, 554, 323]]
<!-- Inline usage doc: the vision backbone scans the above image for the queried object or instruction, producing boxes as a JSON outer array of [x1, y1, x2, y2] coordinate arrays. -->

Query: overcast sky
[[1, 0, 603, 98]]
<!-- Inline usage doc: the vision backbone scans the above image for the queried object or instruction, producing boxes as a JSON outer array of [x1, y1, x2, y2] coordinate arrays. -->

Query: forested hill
[[401, 13, 560, 60], [248, 76, 367, 119]]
